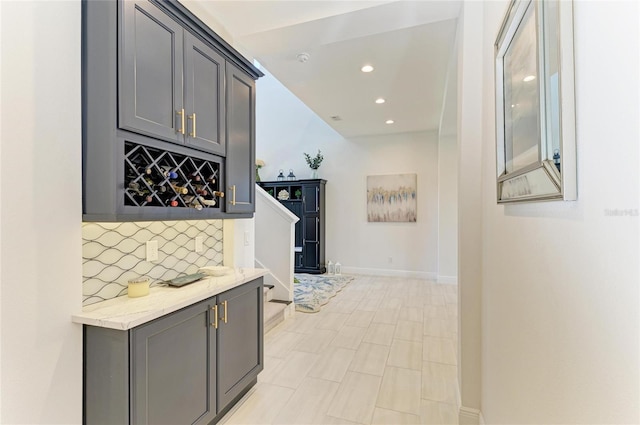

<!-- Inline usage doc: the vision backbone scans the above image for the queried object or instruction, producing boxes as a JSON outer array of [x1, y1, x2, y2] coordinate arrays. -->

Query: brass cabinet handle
[[227, 185, 250, 206], [176, 109, 185, 135], [188, 113, 196, 137], [211, 305, 218, 329], [229, 185, 236, 206], [222, 300, 228, 324]]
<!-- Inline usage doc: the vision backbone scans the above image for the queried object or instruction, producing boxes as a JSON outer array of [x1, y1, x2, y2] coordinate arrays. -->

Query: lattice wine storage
[[124, 141, 223, 211]]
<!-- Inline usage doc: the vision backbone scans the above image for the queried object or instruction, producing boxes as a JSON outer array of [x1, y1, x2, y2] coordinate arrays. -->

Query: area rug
[[294, 274, 354, 313]]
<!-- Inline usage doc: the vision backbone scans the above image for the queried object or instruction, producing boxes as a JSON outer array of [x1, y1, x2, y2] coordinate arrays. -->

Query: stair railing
[[254, 185, 299, 301]]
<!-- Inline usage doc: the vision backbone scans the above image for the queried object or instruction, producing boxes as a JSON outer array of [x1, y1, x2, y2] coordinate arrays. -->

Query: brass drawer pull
[[211, 305, 218, 329], [222, 300, 228, 324], [188, 113, 196, 137], [176, 109, 185, 135], [229, 185, 236, 206]]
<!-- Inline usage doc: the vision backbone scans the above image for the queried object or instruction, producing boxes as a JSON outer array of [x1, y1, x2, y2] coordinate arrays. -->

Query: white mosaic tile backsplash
[[82, 220, 223, 306]]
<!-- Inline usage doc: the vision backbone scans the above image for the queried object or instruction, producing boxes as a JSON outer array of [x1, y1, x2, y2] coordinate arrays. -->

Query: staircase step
[[263, 284, 275, 302], [264, 301, 288, 334]]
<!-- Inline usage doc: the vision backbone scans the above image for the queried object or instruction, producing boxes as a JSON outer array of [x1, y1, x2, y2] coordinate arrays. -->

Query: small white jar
[[128, 277, 150, 298]]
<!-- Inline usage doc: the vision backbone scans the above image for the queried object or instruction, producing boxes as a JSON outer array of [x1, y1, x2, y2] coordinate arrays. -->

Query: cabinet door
[[184, 32, 226, 155], [225, 62, 256, 214], [119, 0, 184, 144], [303, 216, 320, 269], [217, 278, 263, 408], [302, 184, 319, 214], [131, 299, 216, 425]]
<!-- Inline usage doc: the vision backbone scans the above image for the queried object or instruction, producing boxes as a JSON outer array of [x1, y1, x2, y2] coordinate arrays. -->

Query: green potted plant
[[303, 150, 323, 179]]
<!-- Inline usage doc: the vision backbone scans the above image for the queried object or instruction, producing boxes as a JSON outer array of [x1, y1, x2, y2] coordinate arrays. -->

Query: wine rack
[[124, 141, 222, 211]]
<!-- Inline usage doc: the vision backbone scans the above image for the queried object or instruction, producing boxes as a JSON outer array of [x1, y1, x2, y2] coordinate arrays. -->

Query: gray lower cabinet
[[84, 278, 263, 425], [131, 300, 216, 425], [217, 279, 264, 407]]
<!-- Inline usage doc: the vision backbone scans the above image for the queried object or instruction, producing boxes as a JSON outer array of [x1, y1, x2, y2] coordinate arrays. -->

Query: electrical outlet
[[146, 240, 159, 262], [195, 236, 204, 253], [244, 231, 250, 246]]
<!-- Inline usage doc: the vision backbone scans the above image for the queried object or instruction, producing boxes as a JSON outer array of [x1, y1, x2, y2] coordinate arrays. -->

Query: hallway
[[221, 275, 459, 425]]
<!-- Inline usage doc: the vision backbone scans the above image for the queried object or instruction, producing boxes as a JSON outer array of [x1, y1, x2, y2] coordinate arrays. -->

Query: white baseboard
[[459, 406, 483, 425], [437, 275, 458, 284], [341, 266, 437, 280]]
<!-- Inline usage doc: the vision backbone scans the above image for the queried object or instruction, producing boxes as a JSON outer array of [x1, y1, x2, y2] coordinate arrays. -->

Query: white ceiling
[[191, 1, 461, 138]]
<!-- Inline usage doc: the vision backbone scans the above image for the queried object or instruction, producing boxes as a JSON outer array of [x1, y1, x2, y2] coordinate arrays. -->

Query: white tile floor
[[220, 275, 459, 425]]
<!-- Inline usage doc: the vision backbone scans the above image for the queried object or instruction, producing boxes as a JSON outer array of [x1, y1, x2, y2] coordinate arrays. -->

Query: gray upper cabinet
[[225, 62, 256, 214], [184, 32, 226, 156], [119, 0, 226, 156], [119, 0, 184, 144], [82, 0, 262, 221]]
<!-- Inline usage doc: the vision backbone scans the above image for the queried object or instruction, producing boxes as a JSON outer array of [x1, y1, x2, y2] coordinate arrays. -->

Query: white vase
[[310, 169, 319, 179]]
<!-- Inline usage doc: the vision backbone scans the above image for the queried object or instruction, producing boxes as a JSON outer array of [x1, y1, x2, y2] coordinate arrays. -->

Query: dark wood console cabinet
[[82, 0, 262, 221], [258, 180, 326, 274]]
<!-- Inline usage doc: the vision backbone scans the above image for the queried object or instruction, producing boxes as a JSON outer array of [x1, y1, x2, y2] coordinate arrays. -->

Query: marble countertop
[[72, 268, 269, 330]]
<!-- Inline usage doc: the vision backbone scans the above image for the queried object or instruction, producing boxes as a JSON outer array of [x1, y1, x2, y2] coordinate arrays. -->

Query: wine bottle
[[137, 166, 152, 175], [171, 183, 188, 195], [206, 175, 217, 184], [154, 184, 167, 193], [141, 176, 158, 189], [198, 196, 216, 207], [165, 198, 179, 207], [188, 197, 203, 210], [160, 166, 178, 179], [212, 191, 225, 198], [195, 186, 208, 196], [188, 172, 201, 182]]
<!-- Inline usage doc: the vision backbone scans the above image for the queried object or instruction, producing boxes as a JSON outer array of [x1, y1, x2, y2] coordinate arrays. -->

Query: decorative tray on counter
[[163, 273, 207, 287]]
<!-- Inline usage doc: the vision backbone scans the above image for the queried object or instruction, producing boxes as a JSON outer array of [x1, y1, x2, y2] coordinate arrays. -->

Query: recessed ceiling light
[[523, 75, 536, 82], [361, 65, 374, 73], [385, 119, 394, 125], [375, 98, 385, 104]]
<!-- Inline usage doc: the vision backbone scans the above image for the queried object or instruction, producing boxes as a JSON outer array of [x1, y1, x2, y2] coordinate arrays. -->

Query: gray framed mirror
[[495, 0, 576, 203]]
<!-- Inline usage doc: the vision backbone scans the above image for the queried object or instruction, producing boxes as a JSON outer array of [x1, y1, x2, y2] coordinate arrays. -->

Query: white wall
[[456, 2, 484, 423], [0, 1, 82, 423], [437, 19, 460, 284], [458, 0, 640, 423], [223, 218, 256, 270], [256, 69, 440, 278]]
